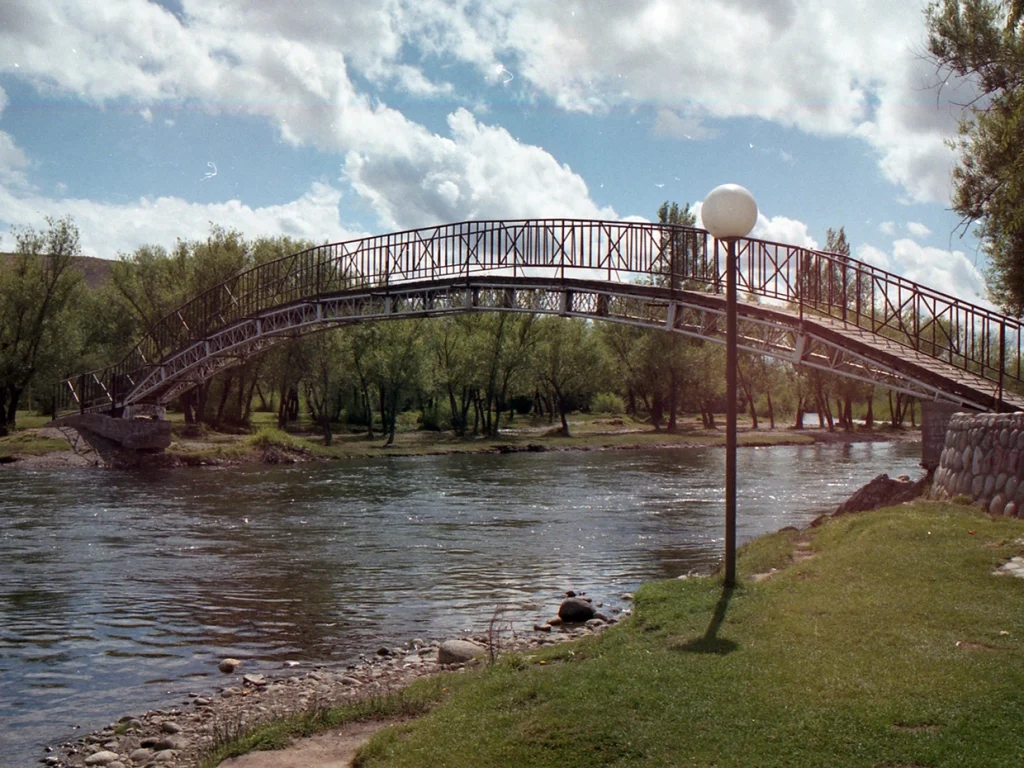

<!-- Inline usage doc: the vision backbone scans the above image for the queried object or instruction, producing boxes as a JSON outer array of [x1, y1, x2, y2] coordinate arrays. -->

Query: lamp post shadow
[[678, 586, 739, 655]]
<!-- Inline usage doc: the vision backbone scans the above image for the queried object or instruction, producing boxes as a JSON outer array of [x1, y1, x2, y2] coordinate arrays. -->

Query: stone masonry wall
[[933, 412, 1024, 518]]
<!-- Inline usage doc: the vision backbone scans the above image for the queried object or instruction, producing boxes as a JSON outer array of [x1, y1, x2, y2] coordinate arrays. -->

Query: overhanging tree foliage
[[927, 0, 1024, 314]]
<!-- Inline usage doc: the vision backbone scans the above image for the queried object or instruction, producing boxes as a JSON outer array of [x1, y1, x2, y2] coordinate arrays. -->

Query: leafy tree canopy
[[928, 0, 1024, 313]]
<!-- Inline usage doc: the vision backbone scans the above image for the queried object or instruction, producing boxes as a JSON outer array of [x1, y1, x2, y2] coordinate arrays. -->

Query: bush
[[419, 403, 448, 432], [246, 427, 305, 451], [591, 392, 626, 415]]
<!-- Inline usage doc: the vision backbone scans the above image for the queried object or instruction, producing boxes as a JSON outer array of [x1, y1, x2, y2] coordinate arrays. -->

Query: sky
[[0, 0, 994, 305]]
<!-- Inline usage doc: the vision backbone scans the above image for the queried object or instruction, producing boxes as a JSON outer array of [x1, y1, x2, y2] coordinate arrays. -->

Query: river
[[0, 440, 922, 767]]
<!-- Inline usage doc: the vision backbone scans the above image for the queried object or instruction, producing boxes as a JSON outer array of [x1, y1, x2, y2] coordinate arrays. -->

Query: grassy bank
[[169, 417, 822, 464], [341, 502, 1024, 767], [1, 411, 915, 465], [0, 430, 73, 461]]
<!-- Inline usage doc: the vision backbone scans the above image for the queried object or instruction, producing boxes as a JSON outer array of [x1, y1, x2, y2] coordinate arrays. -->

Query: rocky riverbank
[[41, 593, 629, 768]]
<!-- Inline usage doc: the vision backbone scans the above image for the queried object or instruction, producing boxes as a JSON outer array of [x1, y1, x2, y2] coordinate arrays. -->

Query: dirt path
[[217, 720, 394, 768]]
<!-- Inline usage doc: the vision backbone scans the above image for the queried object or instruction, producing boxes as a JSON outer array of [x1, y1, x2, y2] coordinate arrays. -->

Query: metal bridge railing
[[52, 218, 1023, 414]]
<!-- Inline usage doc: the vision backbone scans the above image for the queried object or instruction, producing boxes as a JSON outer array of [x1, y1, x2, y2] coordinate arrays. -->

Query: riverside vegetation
[[197, 500, 1024, 768]]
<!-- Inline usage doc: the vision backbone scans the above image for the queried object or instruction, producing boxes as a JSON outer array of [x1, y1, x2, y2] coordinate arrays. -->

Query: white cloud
[[0, 181, 362, 257], [751, 214, 819, 250], [856, 239, 990, 306], [653, 108, 717, 141], [907, 221, 932, 238], [879, 221, 896, 236], [400, 1, 963, 204], [695, 200, 819, 250], [0, 84, 30, 188], [0, 131, 29, 187], [0, 0, 616, 233], [139, 107, 153, 123], [345, 108, 616, 229], [0, 0, 969, 222]]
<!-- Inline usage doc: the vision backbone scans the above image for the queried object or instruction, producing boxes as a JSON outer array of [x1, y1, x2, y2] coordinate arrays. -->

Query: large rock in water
[[558, 597, 596, 623], [834, 473, 927, 515], [437, 639, 487, 665]]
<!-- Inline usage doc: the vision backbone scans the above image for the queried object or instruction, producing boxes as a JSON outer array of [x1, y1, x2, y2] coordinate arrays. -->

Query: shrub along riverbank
[[207, 501, 1024, 768]]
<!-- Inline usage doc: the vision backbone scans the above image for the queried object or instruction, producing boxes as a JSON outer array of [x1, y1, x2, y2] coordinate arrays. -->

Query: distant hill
[[0, 253, 114, 289]]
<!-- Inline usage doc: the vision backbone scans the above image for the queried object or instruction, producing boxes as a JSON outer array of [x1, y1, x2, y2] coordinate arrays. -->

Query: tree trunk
[[256, 382, 270, 412], [448, 387, 465, 436], [277, 384, 288, 429], [864, 394, 874, 429], [321, 414, 333, 446], [215, 375, 233, 426], [1, 389, 17, 434], [287, 387, 299, 421], [741, 380, 758, 429], [650, 392, 664, 432], [816, 387, 834, 431], [195, 381, 212, 425], [667, 369, 678, 433], [383, 388, 399, 447], [766, 390, 775, 429]]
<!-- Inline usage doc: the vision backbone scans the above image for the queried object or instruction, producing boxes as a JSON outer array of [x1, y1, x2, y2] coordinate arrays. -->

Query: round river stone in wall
[[971, 475, 985, 497], [990, 494, 1007, 516], [985, 475, 997, 498]]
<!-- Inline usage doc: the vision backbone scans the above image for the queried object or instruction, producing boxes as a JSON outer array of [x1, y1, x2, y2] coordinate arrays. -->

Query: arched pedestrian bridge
[[54, 218, 1024, 416]]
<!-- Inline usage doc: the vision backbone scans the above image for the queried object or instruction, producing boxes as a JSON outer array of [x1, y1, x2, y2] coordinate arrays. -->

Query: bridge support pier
[[47, 413, 172, 468]]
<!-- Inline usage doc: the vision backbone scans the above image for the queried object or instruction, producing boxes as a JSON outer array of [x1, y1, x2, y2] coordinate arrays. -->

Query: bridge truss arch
[[55, 218, 1024, 415], [128, 276, 1009, 412]]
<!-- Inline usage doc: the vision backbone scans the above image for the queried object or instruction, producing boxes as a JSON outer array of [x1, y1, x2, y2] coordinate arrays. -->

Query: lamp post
[[701, 184, 758, 588]]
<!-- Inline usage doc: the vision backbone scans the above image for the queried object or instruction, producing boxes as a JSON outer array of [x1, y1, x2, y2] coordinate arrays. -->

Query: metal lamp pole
[[701, 185, 758, 589], [725, 235, 738, 587]]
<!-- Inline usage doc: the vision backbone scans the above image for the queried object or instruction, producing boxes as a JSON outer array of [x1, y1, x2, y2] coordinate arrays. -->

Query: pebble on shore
[[46, 592, 625, 768]]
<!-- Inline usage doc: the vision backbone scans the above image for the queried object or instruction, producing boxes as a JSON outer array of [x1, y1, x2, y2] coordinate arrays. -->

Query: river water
[[0, 441, 921, 766]]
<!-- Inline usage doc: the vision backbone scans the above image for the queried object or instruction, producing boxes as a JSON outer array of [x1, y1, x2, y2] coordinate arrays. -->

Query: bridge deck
[[751, 298, 1024, 411]]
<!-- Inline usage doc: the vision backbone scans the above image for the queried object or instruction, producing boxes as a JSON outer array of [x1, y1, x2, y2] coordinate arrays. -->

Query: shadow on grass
[[677, 586, 739, 655]]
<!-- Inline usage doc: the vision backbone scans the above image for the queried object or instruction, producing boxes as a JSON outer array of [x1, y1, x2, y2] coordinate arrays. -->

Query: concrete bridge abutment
[[48, 412, 172, 468]]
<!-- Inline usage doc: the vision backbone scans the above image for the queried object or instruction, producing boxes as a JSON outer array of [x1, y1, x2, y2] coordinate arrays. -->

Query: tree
[[368, 320, 424, 446], [535, 318, 598, 436], [927, 0, 1024, 313], [0, 217, 84, 433], [656, 200, 700, 290], [425, 316, 480, 436], [302, 331, 344, 446]]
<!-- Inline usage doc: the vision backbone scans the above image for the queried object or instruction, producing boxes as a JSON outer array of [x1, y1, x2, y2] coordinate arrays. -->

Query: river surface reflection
[[0, 440, 921, 766]]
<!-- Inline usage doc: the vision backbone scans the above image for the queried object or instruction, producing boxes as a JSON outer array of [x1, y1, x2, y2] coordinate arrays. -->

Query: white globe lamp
[[701, 184, 758, 241]]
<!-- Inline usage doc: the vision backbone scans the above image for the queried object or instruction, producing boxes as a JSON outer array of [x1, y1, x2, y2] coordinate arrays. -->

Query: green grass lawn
[[347, 502, 1024, 768]]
